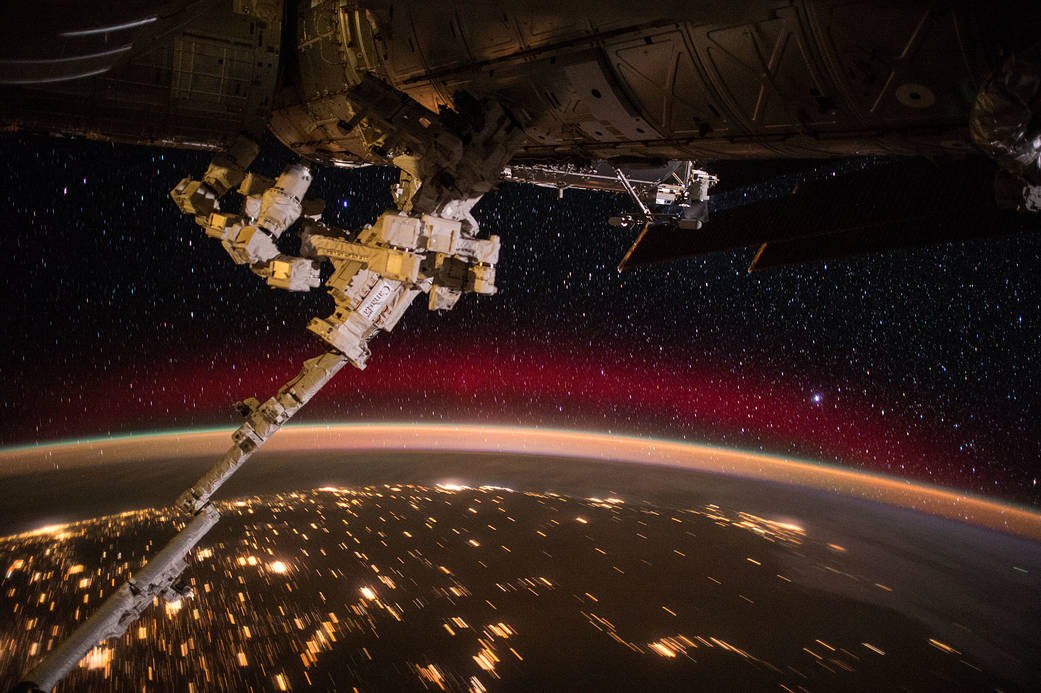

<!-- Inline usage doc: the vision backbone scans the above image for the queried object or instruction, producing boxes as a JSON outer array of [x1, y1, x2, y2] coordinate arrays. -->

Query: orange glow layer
[[3, 425, 1039, 541]]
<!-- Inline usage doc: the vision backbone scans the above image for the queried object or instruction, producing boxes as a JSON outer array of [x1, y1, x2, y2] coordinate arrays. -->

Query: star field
[[1, 134, 1039, 504]]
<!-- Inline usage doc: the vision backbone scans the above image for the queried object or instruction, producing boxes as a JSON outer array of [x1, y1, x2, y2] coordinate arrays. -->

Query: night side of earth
[[1, 429, 1040, 691]]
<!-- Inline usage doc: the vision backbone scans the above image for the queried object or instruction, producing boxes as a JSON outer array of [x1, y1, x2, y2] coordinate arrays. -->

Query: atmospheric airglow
[[2, 424, 1041, 540]]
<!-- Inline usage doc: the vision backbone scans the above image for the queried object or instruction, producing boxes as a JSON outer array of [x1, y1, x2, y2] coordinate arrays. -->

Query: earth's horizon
[[2, 424, 1040, 690], [2, 423, 1039, 540]]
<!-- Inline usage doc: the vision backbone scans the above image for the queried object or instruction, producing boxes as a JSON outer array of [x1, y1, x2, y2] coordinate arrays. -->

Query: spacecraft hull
[[274, 0, 999, 165], [0, 0, 1022, 166]]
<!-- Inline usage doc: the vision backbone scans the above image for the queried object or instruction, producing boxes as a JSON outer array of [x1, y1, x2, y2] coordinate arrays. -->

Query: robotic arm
[[305, 211, 499, 367], [16, 71, 517, 693], [170, 140, 322, 292], [13, 344, 351, 692], [13, 506, 220, 693], [172, 133, 501, 370]]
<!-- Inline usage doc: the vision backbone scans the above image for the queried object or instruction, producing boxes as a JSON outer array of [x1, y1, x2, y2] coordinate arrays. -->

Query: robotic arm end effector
[[256, 255, 322, 292]]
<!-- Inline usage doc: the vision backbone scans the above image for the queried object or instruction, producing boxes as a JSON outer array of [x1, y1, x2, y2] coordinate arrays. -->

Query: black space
[[2, 134, 1040, 505]]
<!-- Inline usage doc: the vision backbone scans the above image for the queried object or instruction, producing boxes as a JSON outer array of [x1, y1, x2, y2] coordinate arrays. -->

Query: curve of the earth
[[2, 424, 1040, 541]]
